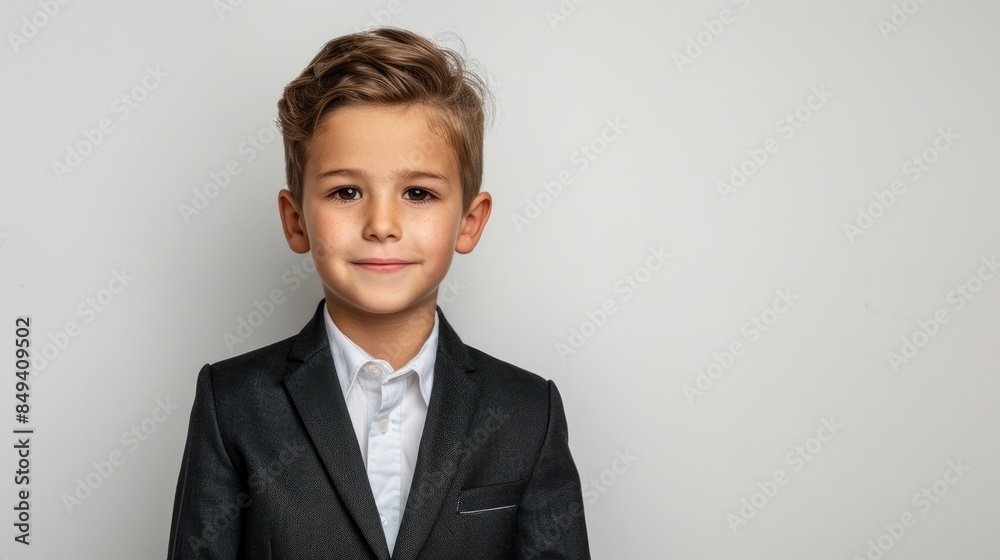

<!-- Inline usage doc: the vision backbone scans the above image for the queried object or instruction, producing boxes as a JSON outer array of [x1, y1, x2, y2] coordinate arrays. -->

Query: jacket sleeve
[[515, 380, 591, 559], [167, 363, 246, 559]]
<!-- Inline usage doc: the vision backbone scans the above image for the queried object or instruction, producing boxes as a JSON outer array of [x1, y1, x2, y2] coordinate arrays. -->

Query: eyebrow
[[314, 167, 450, 184]]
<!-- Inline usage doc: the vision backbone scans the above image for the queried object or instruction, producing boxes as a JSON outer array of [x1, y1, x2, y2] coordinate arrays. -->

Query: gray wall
[[1, 0, 997, 558]]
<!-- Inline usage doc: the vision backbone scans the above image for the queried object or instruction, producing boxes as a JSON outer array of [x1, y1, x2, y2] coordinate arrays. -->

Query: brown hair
[[276, 27, 495, 213]]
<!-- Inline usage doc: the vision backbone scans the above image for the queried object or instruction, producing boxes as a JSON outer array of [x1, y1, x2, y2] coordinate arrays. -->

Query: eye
[[404, 188, 436, 204], [328, 187, 360, 201]]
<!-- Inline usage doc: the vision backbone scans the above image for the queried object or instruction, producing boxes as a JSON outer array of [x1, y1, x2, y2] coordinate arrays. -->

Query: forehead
[[305, 103, 458, 178]]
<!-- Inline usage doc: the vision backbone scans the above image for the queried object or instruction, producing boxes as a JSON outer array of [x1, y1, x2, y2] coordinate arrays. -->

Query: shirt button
[[366, 364, 382, 378], [381, 515, 388, 526], [377, 419, 389, 433]]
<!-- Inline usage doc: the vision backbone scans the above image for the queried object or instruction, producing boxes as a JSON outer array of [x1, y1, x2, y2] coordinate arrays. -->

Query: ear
[[278, 189, 310, 254], [455, 191, 492, 255]]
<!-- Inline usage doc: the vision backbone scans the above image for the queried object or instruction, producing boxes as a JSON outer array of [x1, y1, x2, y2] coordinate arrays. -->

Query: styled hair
[[276, 26, 494, 212]]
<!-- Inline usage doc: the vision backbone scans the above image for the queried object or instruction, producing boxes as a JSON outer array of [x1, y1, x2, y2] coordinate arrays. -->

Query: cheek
[[307, 218, 351, 262], [414, 218, 454, 250]]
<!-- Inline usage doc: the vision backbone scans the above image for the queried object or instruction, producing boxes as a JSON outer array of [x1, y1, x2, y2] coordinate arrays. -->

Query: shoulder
[[199, 332, 299, 397], [461, 345, 573, 458], [464, 344, 554, 407]]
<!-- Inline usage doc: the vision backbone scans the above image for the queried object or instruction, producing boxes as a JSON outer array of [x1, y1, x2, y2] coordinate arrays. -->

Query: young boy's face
[[278, 103, 490, 317]]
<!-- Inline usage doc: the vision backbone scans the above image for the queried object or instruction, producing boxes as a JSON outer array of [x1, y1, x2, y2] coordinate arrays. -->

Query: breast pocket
[[456, 479, 526, 515]]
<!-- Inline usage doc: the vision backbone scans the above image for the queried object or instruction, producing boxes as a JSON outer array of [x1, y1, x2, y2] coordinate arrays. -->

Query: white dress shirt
[[323, 306, 439, 556]]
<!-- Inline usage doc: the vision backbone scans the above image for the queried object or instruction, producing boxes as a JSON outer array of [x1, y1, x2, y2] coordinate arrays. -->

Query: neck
[[324, 292, 438, 371]]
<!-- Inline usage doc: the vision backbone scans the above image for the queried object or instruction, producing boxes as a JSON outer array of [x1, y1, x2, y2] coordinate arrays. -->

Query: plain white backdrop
[[1, 0, 998, 558]]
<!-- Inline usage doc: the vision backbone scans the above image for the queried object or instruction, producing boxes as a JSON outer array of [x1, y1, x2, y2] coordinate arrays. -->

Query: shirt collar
[[323, 305, 439, 405]]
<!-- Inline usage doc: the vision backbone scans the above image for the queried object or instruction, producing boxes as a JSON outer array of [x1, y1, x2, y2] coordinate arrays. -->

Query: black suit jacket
[[167, 300, 591, 559]]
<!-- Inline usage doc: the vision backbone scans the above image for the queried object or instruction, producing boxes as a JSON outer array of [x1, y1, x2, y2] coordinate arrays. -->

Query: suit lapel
[[282, 300, 391, 560], [391, 305, 481, 560]]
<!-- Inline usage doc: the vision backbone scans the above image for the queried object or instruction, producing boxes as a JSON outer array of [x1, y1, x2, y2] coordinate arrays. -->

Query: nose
[[362, 189, 401, 242]]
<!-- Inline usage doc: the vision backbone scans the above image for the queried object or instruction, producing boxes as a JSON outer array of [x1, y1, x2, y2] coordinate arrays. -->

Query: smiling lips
[[354, 259, 413, 272]]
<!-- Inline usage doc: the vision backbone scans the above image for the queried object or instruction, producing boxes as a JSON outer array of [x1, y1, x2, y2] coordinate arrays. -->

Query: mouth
[[353, 259, 413, 272]]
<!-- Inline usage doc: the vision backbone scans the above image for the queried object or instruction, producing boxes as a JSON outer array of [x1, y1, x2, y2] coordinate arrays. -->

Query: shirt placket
[[362, 360, 409, 552]]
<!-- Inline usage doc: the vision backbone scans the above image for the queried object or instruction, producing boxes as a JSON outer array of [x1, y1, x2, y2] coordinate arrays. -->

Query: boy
[[167, 27, 590, 559]]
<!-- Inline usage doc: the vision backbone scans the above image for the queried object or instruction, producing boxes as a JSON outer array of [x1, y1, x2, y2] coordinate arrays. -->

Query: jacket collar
[[282, 299, 480, 560]]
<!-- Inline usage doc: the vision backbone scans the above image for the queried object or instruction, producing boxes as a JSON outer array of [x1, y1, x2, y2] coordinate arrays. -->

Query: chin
[[357, 302, 415, 315], [338, 292, 425, 315]]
